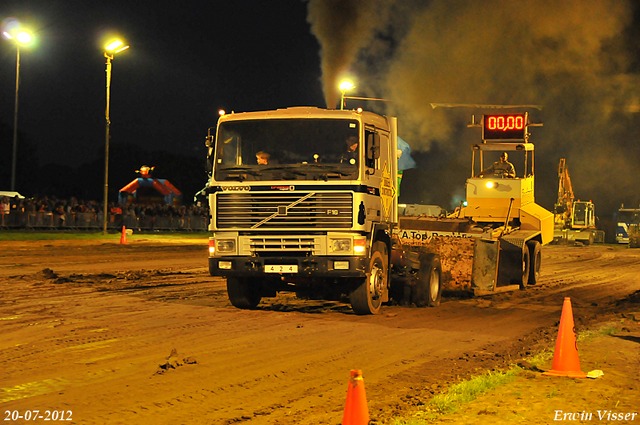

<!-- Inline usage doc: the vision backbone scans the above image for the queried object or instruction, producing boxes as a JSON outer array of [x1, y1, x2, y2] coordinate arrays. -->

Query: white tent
[[0, 191, 25, 199]]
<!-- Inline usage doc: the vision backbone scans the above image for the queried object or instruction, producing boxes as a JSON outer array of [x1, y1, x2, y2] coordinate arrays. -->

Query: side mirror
[[366, 133, 380, 160], [205, 135, 214, 148], [206, 148, 214, 174]]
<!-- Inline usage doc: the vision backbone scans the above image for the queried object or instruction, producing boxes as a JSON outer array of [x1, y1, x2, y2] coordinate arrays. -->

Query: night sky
[[3, 0, 640, 238], [0, 0, 323, 167]]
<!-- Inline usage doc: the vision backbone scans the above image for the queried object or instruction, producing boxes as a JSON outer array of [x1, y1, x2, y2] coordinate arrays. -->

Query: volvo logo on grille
[[220, 185, 250, 191]]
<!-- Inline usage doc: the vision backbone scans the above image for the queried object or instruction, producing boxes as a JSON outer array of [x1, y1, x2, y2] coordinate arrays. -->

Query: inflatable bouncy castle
[[119, 166, 182, 206]]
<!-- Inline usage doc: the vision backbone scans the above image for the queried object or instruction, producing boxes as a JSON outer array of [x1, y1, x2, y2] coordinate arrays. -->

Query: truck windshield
[[617, 210, 640, 223], [214, 118, 360, 181]]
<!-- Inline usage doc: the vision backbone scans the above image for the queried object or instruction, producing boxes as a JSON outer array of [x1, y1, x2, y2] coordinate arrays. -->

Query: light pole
[[3, 29, 33, 192], [339, 80, 355, 110], [102, 40, 129, 235]]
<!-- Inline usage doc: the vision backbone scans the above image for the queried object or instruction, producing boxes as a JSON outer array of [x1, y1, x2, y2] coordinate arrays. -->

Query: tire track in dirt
[[1, 242, 639, 424]]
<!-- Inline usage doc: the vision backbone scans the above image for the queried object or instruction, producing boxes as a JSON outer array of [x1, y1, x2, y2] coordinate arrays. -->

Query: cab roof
[[217, 107, 391, 131]]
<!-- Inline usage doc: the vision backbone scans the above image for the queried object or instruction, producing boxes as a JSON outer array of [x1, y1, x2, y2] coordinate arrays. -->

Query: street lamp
[[103, 39, 129, 235], [339, 80, 355, 110], [3, 28, 34, 191]]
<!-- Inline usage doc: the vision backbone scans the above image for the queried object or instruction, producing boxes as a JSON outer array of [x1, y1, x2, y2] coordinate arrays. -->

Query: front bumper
[[209, 255, 368, 278]]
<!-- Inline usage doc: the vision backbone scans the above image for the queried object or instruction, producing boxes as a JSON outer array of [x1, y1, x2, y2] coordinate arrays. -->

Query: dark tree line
[[0, 121, 209, 205]]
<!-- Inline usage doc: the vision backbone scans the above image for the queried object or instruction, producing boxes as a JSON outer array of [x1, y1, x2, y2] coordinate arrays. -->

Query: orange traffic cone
[[342, 370, 369, 425], [120, 225, 127, 245], [543, 297, 586, 378]]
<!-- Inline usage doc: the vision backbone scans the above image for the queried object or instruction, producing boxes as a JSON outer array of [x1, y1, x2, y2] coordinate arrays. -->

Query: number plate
[[265, 265, 298, 273]]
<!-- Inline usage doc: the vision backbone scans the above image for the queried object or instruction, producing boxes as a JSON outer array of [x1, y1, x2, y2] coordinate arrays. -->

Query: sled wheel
[[527, 240, 541, 285], [413, 253, 442, 307], [519, 246, 530, 289]]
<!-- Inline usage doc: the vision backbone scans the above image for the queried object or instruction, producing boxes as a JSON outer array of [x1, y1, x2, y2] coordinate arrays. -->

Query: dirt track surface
[[1, 240, 639, 424]]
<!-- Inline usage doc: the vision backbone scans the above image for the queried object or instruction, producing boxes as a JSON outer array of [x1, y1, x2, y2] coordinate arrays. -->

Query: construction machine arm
[[554, 158, 574, 226]]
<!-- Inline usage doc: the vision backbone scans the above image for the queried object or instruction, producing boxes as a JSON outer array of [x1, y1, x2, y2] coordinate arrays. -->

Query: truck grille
[[247, 237, 318, 253], [216, 192, 353, 229]]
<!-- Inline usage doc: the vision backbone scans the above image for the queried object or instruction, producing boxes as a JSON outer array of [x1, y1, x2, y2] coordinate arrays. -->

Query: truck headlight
[[216, 239, 236, 253], [330, 238, 351, 252]]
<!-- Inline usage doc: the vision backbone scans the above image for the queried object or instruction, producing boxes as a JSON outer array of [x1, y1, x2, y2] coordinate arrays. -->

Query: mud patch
[[155, 349, 198, 375]]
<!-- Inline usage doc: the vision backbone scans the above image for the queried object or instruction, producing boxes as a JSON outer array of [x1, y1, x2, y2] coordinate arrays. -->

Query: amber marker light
[[218, 109, 226, 116], [354, 238, 367, 254]]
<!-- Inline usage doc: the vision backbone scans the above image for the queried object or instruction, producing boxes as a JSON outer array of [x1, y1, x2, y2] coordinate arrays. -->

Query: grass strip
[[390, 368, 521, 424], [0, 231, 209, 241], [389, 325, 620, 424]]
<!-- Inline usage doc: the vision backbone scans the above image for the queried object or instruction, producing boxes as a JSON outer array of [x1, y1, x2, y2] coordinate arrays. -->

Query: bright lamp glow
[[105, 40, 129, 53], [3, 29, 33, 45], [340, 80, 355, 91], [105, 40, 123, 51], [16, 31, 32, 44], [486, 181, 495, 189]]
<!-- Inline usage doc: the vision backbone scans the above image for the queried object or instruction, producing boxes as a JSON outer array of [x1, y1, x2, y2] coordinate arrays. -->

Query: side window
[[365, 129, 379, 169]]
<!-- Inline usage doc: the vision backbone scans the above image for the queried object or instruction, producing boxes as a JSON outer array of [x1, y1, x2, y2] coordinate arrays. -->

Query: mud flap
[[471, 239, 500, 293]]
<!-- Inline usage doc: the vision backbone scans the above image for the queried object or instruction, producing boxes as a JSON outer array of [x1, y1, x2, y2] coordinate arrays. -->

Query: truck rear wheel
[[527, 240, 541, 285], [413, 253, 442, 307], [350, 241, 388, 315], [227, 277, 261, 309]]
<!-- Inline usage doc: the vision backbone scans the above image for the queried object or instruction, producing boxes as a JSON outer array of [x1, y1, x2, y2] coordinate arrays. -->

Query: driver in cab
[[340, 136, 359, 164], [476, 152, 516, 178]]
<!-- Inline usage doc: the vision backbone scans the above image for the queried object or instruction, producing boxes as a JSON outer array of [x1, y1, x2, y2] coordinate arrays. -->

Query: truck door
[[365, 126, 395, 225]]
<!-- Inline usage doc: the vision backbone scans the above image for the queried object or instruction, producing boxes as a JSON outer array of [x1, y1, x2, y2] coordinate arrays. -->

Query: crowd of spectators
[[0, 195, 210, 231]]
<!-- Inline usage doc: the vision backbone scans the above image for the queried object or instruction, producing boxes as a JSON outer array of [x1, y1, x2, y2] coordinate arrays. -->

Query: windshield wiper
[[261, 165, 307, 176], [307, 164, 354, 176], [219, 166, 263, 176]]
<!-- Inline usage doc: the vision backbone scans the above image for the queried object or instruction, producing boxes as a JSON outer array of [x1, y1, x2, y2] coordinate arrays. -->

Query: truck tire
[[413, 253, 442, 307], [227, 277, 261, 309], [527, 240, 541, 285], [350, 241, 388, 315]]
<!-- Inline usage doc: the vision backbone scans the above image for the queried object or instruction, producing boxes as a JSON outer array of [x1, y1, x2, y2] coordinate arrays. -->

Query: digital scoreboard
[[482, 114, 527, 141]]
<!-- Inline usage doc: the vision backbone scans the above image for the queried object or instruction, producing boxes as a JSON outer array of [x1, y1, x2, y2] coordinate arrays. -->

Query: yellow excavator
[[553, 158, 604, 244]]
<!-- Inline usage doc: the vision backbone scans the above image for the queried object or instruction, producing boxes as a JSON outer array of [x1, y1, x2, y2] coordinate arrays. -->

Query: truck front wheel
[[413, 253, 442, 307], [350, 241, 388, 315], [227, 277, 261, 309]]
